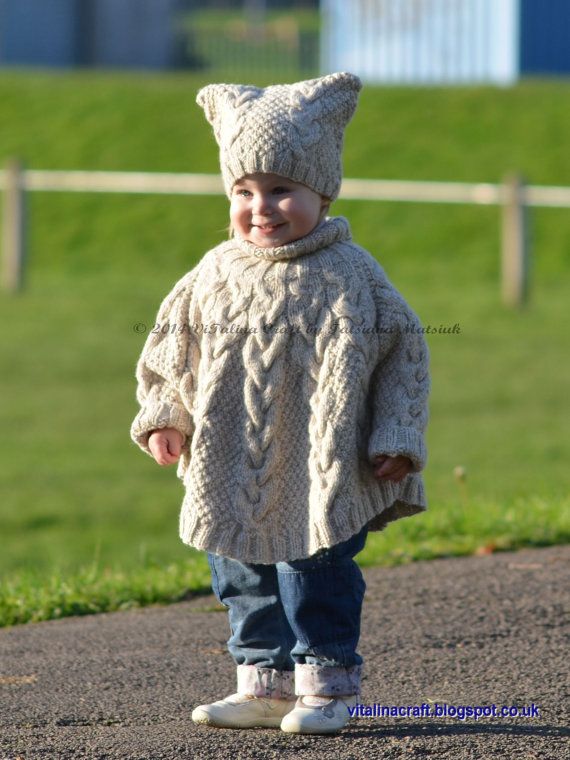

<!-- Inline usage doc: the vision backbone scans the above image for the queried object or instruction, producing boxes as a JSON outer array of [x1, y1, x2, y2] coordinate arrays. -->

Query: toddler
[[130, 72, 430, 734]]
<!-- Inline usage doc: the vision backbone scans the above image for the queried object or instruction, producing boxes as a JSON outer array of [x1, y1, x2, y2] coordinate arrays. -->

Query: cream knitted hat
[[196, 72, 362, 201]]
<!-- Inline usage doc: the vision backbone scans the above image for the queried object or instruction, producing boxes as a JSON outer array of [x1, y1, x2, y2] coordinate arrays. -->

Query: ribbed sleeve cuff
[[368, 426, 427, 472], [130, 401, 193, 456]]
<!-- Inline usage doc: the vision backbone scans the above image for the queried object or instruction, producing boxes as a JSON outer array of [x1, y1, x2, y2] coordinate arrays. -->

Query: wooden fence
[[2, 159, 570, 306]]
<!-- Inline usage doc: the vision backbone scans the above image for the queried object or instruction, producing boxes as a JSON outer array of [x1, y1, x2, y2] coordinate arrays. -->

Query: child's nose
[[252, 193, 274, 215]]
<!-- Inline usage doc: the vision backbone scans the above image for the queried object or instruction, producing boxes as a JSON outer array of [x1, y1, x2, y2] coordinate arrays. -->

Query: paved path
[[1, 545, 568, 760]]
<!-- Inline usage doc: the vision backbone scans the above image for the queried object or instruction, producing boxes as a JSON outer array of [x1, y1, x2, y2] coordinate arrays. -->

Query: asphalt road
[[1, 545, 568, 760]]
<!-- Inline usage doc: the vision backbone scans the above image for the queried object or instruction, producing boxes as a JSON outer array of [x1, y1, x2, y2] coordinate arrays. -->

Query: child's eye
[[272, 186, 290, 195], [236, 188, 252, 197]]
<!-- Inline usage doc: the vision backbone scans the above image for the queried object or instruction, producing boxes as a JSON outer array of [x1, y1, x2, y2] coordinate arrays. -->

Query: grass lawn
[[0, 70, 569, 626]]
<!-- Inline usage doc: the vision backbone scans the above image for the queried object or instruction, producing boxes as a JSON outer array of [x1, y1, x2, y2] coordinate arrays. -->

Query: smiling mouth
[[254, 223, 285, 232]]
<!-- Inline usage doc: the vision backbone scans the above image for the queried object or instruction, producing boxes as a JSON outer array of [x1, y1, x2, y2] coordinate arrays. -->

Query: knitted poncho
[[130, 216, 430, 563]]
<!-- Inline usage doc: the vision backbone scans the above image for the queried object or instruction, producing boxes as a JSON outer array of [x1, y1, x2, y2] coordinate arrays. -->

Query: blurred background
[[1, 0, 569, 625], [2, 0, 570, 81]]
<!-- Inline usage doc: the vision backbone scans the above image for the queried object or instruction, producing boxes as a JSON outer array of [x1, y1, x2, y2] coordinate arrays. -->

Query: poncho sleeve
[[366, 262, 430, 473], [130, 270, 198, 458]]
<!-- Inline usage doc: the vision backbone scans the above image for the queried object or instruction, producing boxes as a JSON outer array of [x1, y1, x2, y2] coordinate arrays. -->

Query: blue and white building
[[321, 0, 570, 85]]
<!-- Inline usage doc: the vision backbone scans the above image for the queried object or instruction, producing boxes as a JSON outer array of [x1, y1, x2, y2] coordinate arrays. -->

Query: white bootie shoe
[[280, 694, 358, 734], [191, 692, 296, 729]]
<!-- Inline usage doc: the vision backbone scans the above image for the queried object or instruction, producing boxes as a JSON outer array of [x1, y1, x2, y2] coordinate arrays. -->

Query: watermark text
[[349, 702, 540, 721]]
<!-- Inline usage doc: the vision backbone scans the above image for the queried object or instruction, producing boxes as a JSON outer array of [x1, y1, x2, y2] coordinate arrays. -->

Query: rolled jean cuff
[[237, 665, 295, 699], [294, 664, 362, 697]]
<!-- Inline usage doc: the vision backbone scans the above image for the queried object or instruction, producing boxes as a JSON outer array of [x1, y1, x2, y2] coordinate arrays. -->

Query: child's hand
[[372, 454, 413, 483], [148, 428, 185, 466]]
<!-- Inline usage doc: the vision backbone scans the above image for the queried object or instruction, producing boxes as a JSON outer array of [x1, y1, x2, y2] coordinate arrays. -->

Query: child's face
[[230, 173, 328, 248]]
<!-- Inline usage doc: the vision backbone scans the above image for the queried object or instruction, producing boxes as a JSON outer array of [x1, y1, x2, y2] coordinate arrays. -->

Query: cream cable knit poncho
[[131, 216, 430, 563]]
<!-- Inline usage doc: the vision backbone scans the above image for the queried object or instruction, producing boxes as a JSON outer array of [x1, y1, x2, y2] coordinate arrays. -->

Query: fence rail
[[2, 168, 570, 207], [2, 162, 569, 304]]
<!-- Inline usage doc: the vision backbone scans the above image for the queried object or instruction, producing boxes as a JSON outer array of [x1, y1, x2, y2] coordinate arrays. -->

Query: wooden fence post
[[501, 173, 529, 308], [1, 158, 27, 293]]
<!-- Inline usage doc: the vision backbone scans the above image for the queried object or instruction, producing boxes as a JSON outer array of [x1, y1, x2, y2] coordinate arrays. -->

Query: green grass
[[0, 557, 213, 628], [1, 71, 569, 627]]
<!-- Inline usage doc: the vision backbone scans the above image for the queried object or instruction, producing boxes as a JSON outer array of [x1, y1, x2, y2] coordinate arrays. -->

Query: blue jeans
[[207, 525, 368, 695]]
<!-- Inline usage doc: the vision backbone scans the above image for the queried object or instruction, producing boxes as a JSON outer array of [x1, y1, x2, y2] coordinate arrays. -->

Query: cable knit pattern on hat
[[130, 217, 430, 564], [196, 72, 362, 200]]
